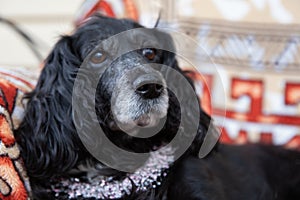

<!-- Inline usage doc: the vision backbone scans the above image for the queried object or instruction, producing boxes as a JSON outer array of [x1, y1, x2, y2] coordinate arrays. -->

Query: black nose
[[135, 83, 164, 99]]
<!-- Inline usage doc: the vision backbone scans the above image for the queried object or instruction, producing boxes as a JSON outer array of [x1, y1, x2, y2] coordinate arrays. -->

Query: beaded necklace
[[51, 147, 174, 199]]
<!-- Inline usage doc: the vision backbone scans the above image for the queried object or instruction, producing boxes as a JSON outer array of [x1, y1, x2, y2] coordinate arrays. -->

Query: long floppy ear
[[15, 36, 86, 180], [162, 50, 218, 157]]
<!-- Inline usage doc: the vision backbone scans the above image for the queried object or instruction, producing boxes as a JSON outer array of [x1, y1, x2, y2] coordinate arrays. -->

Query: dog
[[15, 15, 300, 200]]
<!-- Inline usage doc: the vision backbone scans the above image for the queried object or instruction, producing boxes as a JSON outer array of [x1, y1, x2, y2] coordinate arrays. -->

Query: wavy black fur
[[15, 15, 300, 200]]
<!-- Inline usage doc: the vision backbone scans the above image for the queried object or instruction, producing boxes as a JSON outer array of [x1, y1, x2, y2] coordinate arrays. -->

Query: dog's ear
[[162, 51, 195, 91], [162, 50, 217, 156], [15, 36, 85, 180]]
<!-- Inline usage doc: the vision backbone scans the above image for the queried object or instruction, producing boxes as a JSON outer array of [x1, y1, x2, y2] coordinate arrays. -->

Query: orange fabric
[[188, 70, 300, 150], [123, 0, 139, 21], [0, 116, 15, 146], [0, 80, 17, 114], [0, 157, 28, 200], [0, 78, 30, 199]]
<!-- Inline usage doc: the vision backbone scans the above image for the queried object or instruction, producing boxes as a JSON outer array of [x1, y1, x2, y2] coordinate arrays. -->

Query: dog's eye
[[91, 51, 106, 64], [142, 48, 156, 60]]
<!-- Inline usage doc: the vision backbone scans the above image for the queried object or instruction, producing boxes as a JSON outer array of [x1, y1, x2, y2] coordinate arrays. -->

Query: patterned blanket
[[0, 67, 38, 200]]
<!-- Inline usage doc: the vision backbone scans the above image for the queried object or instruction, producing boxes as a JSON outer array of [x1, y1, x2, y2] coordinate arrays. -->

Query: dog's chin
[[134, 113, 161, 127], [109, 112, 167, 137]]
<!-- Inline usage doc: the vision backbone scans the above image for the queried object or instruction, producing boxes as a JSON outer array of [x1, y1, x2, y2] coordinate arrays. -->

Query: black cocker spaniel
[[15, 15, 300, 200]]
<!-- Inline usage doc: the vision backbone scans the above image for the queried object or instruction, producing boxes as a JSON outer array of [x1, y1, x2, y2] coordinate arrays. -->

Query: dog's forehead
[[90, 28, 175, 55], [73, 17, 176, 60], [75, 17, 141, 41]]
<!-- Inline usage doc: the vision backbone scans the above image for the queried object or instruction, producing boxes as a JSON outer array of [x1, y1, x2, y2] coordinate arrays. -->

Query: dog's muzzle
[[110, 67, 169, 135]]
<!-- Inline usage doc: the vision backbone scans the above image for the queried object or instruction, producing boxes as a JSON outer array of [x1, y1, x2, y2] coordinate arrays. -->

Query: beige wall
[[1, 0, 299, 68], [175, 0, 300, 24], [0, 0, 83, 68]]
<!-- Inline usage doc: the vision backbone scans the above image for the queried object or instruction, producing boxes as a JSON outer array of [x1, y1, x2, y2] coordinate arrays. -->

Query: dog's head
[[91, 28, 175, 136], [16, 15, 211, 182]]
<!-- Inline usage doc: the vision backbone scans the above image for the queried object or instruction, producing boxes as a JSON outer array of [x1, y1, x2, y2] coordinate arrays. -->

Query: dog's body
[[170, 144, 300, 200], [15, 16, 300, 200]]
